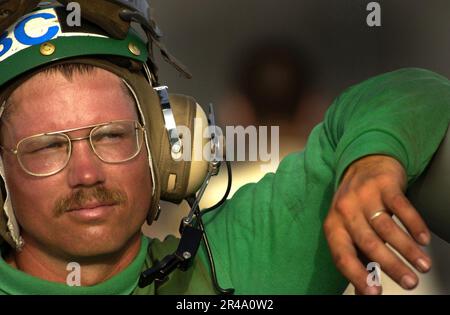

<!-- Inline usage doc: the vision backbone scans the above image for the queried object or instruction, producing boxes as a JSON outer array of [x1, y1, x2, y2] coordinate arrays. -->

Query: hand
[[323, 155, 432, 295]]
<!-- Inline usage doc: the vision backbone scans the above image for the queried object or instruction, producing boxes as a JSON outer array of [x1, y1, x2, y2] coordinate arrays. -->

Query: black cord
[[197, 212, 235, 295], [186, 196, 234, 295], [185, 160, 235, 295], [200, 161, 232, 218]]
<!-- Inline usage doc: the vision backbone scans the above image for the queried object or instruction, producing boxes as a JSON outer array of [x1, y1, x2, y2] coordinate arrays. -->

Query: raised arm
[[200, 68, 450, 294], [323, 68, 450, 294]]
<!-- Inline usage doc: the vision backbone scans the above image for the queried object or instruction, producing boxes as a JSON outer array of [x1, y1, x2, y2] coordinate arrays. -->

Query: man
[[0, 1, 449, 294]]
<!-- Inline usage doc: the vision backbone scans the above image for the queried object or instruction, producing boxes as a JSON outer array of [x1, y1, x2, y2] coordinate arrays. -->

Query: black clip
[[139, 225, 203, 288]]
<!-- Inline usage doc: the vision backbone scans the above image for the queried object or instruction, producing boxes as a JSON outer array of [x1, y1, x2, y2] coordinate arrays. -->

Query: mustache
[[54, 186, 128, 217]]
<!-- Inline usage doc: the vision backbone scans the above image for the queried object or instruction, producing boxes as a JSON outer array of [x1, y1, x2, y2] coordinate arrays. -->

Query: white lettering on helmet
[[0, 8, 106, 63]]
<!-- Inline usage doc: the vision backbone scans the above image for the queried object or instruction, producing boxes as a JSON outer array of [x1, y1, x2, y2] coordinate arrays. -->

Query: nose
[[66, 139, 106, 188]]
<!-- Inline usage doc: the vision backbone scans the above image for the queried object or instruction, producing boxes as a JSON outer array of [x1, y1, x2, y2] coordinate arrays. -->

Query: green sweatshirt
[[0, 68, 449, 295]]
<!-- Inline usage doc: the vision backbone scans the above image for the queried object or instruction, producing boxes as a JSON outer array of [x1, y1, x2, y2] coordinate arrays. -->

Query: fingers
[[369, 211, 432, 274], [326, 155, 434, 294], [342, 205, 421, 291], [382, 189, 431, 245], [324, 214, 381, 295]]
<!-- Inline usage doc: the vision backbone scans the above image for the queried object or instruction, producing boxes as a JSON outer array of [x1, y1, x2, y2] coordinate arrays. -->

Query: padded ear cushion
[[0, 0, 40, 32], [185, 103, 212, 196], [0, 188, 14, 248]]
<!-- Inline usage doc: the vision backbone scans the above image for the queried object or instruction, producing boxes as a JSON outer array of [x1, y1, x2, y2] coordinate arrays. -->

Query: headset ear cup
[[185, 103, 211, 196], [157, 94, 210, 203]]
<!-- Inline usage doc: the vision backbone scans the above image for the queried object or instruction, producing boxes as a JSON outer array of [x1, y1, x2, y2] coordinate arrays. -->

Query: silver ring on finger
[[369, 209, 388, 222]]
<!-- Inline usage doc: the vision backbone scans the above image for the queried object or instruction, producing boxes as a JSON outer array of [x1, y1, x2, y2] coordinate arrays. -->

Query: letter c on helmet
[[0, 32, 13, 58], [14, 13, 59, 46]]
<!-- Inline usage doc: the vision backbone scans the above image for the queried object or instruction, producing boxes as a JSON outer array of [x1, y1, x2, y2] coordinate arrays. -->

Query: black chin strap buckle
[[138, 225, 203, 288]]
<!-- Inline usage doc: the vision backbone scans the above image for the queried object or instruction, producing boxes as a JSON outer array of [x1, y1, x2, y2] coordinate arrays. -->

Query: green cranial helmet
[[0, 6, 148, 86], [0, 1, 211, 249], [0, 0, 191, 86]]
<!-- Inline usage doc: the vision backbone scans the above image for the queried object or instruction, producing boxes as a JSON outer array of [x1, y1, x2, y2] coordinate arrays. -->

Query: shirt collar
[[0, 235, 149, 295]]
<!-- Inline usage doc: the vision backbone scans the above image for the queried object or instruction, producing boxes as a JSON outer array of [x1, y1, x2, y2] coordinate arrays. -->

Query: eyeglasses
[[0, 120, 145, 177]]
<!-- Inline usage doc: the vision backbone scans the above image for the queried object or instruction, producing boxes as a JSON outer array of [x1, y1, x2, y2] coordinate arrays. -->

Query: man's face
[[1, 67, 152, 259]]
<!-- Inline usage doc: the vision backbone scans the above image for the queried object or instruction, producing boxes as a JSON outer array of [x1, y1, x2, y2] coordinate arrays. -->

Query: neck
[[6, 234, 142, 286]]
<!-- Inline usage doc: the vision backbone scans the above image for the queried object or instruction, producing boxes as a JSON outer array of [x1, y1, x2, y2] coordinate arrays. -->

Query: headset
[[0, 0, 234, 293]]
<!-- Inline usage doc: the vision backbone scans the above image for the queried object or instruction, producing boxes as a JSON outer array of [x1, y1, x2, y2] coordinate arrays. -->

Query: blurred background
[[142, 0, 450, 294], [150, 0, 450, 107]]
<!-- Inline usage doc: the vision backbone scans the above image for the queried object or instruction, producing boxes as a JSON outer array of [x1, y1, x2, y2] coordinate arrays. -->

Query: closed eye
[[29, 141, 67, 154]]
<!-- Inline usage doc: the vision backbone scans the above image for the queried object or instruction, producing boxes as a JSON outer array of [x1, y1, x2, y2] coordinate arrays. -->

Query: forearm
[[324, 68, 450, 189]]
